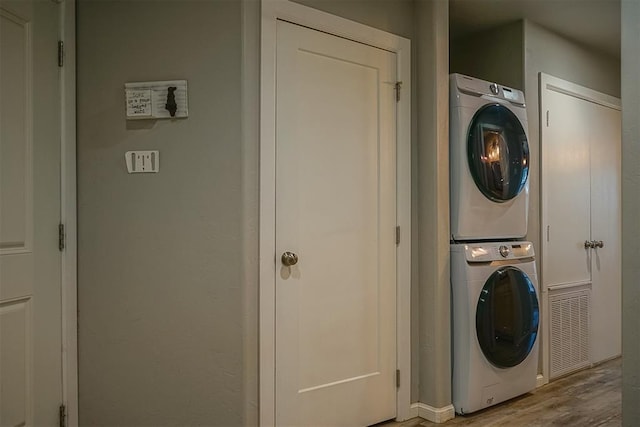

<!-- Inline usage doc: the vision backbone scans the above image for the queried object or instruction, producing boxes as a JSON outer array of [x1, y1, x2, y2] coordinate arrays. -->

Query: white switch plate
[[125, 151, 159, 173]]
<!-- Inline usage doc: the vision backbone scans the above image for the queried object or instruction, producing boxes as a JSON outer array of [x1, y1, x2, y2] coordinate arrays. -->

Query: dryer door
[[476, 266, 539, 368], [467, 104, 529, 202]]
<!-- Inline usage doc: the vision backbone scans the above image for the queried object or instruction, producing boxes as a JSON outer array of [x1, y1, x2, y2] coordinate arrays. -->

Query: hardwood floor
[[383, 357, 621, 426]]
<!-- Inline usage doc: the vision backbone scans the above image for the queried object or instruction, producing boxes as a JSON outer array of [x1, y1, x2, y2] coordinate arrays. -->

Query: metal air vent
[[550, 288, 591, 379]]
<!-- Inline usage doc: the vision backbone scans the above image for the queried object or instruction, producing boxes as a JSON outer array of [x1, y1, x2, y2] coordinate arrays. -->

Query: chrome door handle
[[585, 240, 594, 249], [594, 240, 604, 249], [281, 251, 299, 266]]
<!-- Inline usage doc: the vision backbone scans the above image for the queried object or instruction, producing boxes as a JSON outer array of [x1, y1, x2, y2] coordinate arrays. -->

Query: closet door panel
[[589, 102, 622, 363]]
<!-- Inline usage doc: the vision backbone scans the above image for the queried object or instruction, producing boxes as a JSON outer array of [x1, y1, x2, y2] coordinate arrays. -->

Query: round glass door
[[467, 104, 529, 202], [476, 266, 539, 368]]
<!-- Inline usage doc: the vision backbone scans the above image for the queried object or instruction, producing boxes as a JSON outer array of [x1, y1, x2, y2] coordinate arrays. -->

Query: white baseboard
[[410, 402, 455, 424], [536, 374, 547, 388], [405, 404, 420, 420]]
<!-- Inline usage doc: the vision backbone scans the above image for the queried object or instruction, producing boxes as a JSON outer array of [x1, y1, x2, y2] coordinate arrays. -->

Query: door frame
[[539, 72, 621, 385], [60, 0, 78, 425], [259, 1, 412, 424]]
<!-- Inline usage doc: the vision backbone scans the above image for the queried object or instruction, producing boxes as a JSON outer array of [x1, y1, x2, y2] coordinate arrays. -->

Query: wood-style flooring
[[383, 357, 621, 426]]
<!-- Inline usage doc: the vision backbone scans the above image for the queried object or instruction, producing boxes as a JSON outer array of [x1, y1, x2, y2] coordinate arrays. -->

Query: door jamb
[[259, 1, 412, 424], [60, 1, 78, 425], [538, 72, 621, 386]]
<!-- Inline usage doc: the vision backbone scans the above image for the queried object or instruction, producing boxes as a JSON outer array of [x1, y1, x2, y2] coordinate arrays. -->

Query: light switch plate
[[125, 151, 159, 173]]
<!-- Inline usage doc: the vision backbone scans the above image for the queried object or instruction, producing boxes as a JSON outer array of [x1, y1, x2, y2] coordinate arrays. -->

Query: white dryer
[[451, 241, 539, 415], [450, 74, 530, 241]]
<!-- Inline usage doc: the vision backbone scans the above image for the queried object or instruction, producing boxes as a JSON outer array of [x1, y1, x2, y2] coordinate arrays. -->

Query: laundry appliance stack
[[449, 74, 540, 415]]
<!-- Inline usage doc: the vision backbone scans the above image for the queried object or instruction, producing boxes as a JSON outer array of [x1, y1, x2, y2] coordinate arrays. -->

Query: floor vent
[[549, 288, 591, 379]]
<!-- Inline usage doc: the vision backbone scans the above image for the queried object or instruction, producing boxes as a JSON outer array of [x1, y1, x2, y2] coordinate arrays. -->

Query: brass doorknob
[[281, 251, 299, 266]]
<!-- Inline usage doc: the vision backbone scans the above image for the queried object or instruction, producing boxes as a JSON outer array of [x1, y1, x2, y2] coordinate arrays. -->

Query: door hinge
[[395, 81, 402, 102], [546, 110, 549, 127], [58, 41, 64, 67], [59, 404, 67, 427], [396, 226, 401, 245], [59, 223, 65, 251], [396, 369, 400, 388]]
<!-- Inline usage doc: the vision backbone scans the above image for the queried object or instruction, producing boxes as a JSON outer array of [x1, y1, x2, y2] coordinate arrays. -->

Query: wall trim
[[411, 403, 456, 424], [259, 1, 412, 425], [60, 0, 78, 425]]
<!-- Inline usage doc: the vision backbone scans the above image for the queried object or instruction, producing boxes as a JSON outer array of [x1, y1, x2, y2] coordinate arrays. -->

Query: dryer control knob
[[490, 83, 499, 95], [499, 245, 510, 258]]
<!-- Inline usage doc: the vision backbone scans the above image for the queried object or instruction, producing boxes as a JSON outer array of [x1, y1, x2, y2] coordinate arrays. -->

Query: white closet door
[[541, 74, 622, 375], [589, 101, 622, 363], [543, 89, 592, 287]]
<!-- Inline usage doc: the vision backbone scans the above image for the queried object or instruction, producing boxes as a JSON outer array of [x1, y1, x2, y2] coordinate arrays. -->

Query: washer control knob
[[499, 245, 510, 258], [490, 83, 499, 95]]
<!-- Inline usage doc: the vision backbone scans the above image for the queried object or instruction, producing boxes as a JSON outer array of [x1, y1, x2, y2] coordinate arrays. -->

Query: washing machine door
[[467, 104, 529, 202], [476, 266, 539, 368]]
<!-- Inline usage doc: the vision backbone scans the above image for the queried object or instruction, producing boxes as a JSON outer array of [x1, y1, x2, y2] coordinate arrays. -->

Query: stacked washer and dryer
[[449, 74, 540, 415]]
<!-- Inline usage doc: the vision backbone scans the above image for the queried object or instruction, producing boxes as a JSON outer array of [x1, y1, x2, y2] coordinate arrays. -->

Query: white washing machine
[[450, 73, 530, 241], [451, 241, 539, 415]]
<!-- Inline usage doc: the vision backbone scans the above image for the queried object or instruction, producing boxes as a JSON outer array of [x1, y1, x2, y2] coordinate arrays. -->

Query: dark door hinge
[[59, 404, 67, 427], [396, 369, 400, 388], [59, 223, 65, 251], [58, 41, 64, 67], [395, 81, 402, 102], [396, 226, 401, 245]]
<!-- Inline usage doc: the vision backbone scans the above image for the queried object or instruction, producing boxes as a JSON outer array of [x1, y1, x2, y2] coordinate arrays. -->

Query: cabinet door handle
[[585, 240, 594, 249]]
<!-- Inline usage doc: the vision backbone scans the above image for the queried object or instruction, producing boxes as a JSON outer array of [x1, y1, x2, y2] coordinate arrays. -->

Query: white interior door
[[589, 101, 622, 363], [542, 75, 622, 376], [275, 20, 397, 426], [543, 89, 592, 287], [0, 1, 62, 425]]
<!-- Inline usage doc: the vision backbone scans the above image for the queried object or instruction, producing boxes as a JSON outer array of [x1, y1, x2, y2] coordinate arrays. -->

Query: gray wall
[[77, 0, 429, 424], [450, 21, 524, 91], [523, 20, 620, 374], [415, 0, 452, 409], [621, 1, 640, 425], [292, 0, 414, 40], [523, 19, 621, 286], [450, 18, 620, 378], [77, 1, 251, 425]]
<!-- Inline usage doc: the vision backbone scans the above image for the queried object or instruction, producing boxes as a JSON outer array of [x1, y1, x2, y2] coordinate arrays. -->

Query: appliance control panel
[[465, 242, 535, 262], [452, 73, 526, 106]]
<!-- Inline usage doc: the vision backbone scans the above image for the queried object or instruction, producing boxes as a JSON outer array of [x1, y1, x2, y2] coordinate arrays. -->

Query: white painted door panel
[[544, 90, 591, 287], [1, 1, 62, 425], [542, 81, 621, 367], [589, 102, 622, 363], [275, 20, 397, 426]]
